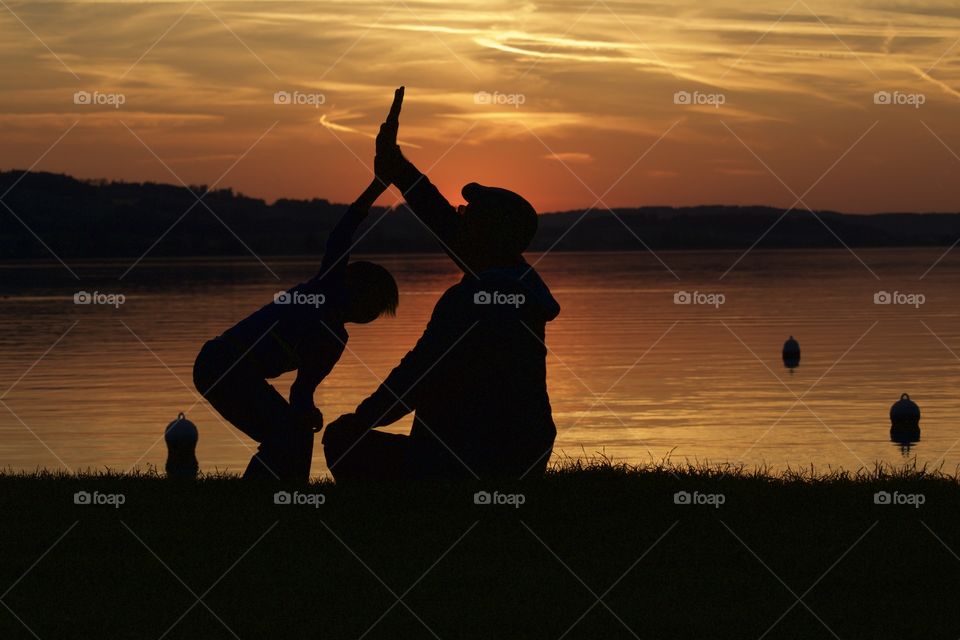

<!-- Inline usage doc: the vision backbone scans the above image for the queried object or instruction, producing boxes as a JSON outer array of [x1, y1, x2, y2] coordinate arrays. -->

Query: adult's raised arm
[[375, 87, 469, 273]]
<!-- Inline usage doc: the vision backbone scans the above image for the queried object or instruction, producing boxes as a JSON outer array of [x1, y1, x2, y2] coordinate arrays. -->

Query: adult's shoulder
[[429, 280, 476, 318]]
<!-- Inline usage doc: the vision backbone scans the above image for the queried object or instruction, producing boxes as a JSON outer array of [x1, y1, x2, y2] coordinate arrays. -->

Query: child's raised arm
[[315, 178, 387, 279]]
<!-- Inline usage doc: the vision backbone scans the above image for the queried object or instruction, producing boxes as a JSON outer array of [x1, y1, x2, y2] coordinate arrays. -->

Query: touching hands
[[291, 405, 324, 433], [374, 86, 405, 186]]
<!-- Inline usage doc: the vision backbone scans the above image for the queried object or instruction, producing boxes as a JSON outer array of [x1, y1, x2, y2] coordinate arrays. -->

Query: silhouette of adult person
[[322, 87, 560, 480]]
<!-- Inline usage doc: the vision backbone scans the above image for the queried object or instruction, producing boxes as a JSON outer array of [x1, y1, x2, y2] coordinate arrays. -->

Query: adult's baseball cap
[[460, 182, 538, 256]]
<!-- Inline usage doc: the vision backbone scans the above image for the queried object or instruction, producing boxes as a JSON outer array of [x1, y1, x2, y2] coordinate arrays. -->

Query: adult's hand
[[375, 86, 405, 184]]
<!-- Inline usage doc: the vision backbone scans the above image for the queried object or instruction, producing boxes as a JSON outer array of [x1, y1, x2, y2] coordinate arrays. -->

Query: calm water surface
[[2, 249, 959, 478]]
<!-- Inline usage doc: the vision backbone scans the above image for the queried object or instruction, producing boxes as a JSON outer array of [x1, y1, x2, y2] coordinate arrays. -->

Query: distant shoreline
[[0, 245, 951, 268], [2, 170, 959, 260]]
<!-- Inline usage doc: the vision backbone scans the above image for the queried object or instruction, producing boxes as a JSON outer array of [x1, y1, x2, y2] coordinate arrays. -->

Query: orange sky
[[1, 0, 960, 213]]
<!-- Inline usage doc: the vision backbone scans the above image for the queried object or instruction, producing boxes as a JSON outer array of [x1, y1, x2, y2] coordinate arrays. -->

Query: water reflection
[[2, 249, 960, 477]]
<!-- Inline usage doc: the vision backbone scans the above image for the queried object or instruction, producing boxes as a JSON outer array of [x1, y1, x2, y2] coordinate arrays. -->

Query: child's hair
[[345, 261, 399, 323]]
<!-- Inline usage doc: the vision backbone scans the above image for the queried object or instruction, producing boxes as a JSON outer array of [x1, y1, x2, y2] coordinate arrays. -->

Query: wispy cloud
[[543, 151, 593, 164], [1, 0, 960, 212]]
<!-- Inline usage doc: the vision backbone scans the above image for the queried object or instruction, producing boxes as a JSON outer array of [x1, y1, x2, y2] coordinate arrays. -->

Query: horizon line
[[3, 168, 959, 218]]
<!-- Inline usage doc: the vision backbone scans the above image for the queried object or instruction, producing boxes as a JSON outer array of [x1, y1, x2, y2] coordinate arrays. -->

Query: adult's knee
[[324, 430, 410, 482], [322, 438, 348, 476], [193, 339, 230, 396]]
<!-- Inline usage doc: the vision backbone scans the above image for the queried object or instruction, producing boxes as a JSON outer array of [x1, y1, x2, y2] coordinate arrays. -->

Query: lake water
[[2, 248, 959, 478]]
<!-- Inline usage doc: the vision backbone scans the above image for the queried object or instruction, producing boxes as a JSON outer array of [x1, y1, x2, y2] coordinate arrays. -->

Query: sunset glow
[[2, 0, 960, 212]]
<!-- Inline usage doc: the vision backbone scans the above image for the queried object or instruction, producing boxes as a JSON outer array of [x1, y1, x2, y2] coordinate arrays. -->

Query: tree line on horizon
[[1, 170, 958, 260]]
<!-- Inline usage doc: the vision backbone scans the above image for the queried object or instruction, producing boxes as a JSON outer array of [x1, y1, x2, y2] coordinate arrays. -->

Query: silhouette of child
[[193, 179, 398, 481]]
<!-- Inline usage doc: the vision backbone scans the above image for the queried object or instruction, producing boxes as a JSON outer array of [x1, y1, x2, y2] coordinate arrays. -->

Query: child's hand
[[292, 405, 324, 432]]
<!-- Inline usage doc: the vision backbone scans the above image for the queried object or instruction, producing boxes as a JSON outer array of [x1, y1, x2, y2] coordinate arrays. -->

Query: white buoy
[[165, 412, 199, 479]]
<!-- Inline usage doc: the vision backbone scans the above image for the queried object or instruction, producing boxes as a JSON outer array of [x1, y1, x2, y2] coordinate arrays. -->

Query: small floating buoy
[[782, 336, 800, 370], [165, 412, 199, 479], [889, 393, 921, 445]]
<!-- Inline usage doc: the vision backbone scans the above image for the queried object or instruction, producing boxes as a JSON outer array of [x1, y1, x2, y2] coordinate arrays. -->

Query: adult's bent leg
[[324, 430, 410, 481]]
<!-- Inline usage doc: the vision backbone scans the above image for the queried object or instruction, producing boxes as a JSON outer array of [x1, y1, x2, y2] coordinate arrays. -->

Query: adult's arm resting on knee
[[352, 290, 471, 429]]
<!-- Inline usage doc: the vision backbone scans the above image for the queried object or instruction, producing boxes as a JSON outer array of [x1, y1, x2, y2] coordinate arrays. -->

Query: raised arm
[[375, 87, 468, 272], [316, 178, 386, 279]]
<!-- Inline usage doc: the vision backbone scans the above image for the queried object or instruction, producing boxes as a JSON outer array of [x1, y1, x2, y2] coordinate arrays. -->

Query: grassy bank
[[1, 460, 959, 639]]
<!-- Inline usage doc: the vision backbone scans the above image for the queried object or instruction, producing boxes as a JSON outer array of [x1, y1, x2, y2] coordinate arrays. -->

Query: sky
[[1, 0, 959, 213]]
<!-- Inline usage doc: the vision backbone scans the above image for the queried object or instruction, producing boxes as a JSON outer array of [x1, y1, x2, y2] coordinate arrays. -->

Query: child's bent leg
[[193, 339, 279, 440], [194, 339, 310, 480], [245, 428, 314, 481]]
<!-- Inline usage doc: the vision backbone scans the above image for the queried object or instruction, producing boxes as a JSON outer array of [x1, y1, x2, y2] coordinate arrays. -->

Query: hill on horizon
[[1, 170, 958, 260]]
